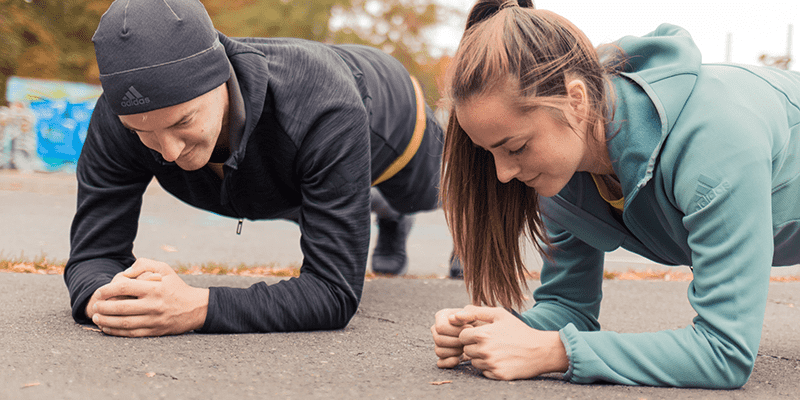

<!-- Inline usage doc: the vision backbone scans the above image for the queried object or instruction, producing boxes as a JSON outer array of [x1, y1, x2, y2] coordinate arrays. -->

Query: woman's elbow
[[704, 352, 754, 389]]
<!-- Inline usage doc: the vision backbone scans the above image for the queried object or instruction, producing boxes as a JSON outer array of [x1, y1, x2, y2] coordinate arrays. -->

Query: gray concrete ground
[[1, 170, 799, 399], [1, 274, 798, 399]]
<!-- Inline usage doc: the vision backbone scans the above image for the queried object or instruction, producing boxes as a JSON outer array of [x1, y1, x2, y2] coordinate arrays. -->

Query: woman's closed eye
[[509, 142, 528, 156]]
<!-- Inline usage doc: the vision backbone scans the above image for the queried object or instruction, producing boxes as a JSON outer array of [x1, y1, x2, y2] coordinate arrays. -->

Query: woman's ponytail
[[466, 0, 535, 30]]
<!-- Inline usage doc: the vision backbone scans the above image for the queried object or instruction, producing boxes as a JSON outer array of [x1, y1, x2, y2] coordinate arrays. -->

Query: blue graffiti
[[28, 98, 97, 171]]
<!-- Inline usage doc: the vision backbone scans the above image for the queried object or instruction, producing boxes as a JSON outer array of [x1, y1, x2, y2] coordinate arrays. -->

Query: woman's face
[[455, 87, 596, 197]]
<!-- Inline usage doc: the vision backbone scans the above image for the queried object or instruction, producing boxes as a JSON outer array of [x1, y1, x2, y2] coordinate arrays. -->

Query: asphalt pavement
[[1, 274, 798, 399], [1, 170, 799, 399]]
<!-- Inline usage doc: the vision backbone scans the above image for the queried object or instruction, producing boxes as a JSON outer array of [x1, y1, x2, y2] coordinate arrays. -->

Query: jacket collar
[[218, 32, 270, 170], [604, 24, 701, 205]]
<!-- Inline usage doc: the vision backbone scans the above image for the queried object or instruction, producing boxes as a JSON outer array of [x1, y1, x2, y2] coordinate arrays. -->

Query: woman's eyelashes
[[509, 142, 528, 156]]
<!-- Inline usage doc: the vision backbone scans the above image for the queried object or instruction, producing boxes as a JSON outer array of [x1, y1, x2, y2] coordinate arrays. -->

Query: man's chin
[[175, 158, 207, 171]]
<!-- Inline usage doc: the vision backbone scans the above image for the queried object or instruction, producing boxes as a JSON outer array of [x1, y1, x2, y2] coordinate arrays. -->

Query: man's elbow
[[320, 288, 360, 331], [339, 295, 361, 329]]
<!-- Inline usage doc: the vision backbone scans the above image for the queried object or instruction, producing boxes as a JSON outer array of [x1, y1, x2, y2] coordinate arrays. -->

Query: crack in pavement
[[758, 353, 800, 363], [356, 313, 397, 324]]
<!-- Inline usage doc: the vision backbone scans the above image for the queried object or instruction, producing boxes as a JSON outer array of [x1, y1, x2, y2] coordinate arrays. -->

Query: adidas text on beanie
[[93, 0, 231, 115]]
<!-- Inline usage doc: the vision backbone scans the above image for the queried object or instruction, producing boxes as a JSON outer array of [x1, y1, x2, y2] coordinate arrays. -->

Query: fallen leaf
[[145, 372, 156, 378], [22, 382, 40, 388], [430, 380, 452, 386]]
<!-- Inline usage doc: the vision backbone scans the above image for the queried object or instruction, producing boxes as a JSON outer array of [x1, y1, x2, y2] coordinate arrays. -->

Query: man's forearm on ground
[[198, 272, 362, 333], [64, 259, 127, 323]]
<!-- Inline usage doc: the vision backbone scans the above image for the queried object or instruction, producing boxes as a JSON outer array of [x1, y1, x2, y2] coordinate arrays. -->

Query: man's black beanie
[[92, 0, 231, 115]]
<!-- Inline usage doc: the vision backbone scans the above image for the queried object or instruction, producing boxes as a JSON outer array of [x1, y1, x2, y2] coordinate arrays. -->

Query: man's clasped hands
[[85, 258, 209, 337], [83, 258, 569, 380]]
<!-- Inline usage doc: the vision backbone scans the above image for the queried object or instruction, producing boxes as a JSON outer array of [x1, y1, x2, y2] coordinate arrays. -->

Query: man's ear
[[566, 78, 589, 124]]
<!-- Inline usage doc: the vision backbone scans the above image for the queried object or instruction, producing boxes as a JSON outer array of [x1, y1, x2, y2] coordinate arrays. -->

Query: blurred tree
[[205, 0, 459, 106], [758, 24, 794, 71], [0, 0, 112, 103], [203, 0, 352, 41], [758, 54, 792, 70], [326, 0, 459, 106], [1, 0, 459, 106]]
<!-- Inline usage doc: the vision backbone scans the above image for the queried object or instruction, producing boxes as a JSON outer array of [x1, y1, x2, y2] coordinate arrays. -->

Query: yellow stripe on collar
[[591, 173, 625, 211]]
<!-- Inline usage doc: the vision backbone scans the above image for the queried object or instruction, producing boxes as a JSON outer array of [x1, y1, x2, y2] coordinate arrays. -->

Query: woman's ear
[[566, 78, 589, 124]]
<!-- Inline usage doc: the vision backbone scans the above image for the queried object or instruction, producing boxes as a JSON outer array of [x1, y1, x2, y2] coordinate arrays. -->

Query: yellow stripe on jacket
[[372, 75, 427, 186]]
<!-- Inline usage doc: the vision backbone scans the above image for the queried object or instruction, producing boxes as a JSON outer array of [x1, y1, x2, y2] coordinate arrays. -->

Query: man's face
[[118, 83, 229, 171]]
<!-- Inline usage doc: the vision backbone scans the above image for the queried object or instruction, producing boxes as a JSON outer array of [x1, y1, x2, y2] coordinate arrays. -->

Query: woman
[[431, 0, 800, 388]]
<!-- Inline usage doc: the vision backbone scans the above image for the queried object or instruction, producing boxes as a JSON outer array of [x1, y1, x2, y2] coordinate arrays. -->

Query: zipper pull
[[236, 218, 243, 235]]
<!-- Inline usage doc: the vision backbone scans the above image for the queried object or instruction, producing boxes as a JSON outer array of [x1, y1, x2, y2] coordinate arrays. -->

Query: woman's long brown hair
[[441, 0, 622, 310]]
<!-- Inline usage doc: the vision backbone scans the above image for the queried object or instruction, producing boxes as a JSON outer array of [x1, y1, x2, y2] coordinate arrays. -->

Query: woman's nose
[[494, 157, 520, 183]]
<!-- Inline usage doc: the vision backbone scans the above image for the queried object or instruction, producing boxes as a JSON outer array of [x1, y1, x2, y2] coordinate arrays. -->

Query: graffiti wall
[[3, 76, 102, 172]]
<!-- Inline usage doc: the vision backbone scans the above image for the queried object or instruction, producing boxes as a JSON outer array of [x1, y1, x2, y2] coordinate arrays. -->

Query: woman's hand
[[453, 305, 569, 380], [431, 308, 474, 368]]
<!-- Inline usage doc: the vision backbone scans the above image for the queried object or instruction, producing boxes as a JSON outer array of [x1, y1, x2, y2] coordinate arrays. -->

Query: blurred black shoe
[[449, 252, 463, 279], [371, 214, 414, 275]]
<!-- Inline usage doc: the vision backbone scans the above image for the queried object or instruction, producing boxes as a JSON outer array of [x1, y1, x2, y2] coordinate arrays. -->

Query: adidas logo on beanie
[[121, 86, 150, 107], [92, 0, 230, 115]]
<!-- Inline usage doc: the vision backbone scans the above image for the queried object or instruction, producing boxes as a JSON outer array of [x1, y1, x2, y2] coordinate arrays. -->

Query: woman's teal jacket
[[524, 24, 800, 387]]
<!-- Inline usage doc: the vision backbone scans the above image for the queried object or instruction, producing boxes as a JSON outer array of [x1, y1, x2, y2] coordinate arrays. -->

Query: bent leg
[[373, 106, 443, 214], [370, 106, 450, 276], [370, 188, 414, 275]]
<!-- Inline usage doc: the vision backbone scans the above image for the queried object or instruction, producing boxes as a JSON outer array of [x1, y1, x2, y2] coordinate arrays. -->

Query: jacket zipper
[[206, 164, 244, 236]]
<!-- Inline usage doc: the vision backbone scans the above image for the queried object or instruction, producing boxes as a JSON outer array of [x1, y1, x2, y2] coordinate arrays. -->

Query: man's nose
[[157, 133, 185, 162]]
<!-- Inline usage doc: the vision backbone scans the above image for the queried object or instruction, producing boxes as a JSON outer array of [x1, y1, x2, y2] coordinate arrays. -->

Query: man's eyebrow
[[167, 114, 193, 129], [120, 120, 141, 131], [121, 112, 194, 133]]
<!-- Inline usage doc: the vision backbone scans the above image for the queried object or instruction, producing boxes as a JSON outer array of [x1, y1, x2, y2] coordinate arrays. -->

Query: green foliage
[[204, 0, 353, 41], [206, 0, 458, 104], [327, 0, 460, 106], [0, 0, 112, 103], [1, 0, 459, 106]]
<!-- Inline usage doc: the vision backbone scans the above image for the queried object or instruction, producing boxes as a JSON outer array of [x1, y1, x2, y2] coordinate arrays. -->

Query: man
[[65, 0, 446, 337], [0, 104, 7, 168], [0, 102, 38, 171]]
